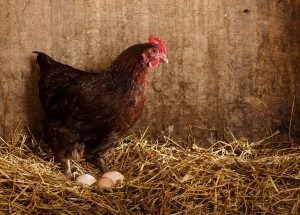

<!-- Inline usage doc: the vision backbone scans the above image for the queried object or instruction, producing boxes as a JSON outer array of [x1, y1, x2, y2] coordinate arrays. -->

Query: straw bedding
[[0, 129, 299, 214]]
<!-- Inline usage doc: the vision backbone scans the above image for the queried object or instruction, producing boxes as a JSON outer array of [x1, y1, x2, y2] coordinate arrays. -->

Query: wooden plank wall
[[0, 0, 299, 145]]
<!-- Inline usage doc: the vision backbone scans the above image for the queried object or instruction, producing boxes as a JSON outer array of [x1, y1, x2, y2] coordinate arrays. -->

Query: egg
[[95, 177, 114, 188], [102, 171, 124, 184], [76, 174, 97, 186]]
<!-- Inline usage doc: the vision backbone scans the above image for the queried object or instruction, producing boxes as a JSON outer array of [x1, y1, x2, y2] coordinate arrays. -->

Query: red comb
[[148, 36, 167, 55]]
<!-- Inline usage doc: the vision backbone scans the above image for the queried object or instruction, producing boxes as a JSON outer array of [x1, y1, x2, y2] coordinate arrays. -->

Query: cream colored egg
[[76, 174, 97, 186], [102, 171, 124, 184], [96, 177, 114, 188]]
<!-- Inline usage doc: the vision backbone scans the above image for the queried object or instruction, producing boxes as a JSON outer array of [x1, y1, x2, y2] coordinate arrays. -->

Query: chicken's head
[[143, 36, 168, 68]]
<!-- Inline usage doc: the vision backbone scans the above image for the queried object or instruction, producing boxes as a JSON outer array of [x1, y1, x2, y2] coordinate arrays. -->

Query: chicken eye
[[152, 49, 157, 53]]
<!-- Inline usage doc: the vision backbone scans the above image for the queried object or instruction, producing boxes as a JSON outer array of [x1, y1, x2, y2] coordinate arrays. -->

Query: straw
[[0, 129, 299, 214]]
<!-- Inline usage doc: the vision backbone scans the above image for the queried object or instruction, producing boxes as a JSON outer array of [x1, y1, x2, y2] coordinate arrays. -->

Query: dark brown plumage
[[34, 37, 168, 177]]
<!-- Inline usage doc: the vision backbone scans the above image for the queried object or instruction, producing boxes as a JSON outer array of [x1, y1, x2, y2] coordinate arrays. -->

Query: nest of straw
[[0, 129, 299, 214]]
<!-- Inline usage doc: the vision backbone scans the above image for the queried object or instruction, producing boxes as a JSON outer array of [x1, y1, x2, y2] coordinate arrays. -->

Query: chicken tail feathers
[[33, 51, 57, 68]]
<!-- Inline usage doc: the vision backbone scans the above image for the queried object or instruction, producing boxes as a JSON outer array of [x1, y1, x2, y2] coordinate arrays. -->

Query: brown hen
[[34, 37, 168, 177]]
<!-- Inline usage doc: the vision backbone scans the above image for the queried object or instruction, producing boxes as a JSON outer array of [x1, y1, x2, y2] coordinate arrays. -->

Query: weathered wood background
[[0, 0, 299, 145]]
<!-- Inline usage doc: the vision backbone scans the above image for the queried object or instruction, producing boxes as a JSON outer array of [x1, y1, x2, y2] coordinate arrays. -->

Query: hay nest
[[0, 129, 299, 214]]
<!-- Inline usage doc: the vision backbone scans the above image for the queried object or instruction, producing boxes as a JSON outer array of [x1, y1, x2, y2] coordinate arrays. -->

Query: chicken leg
[[97, 157, 107, 173], [64, 160, 74, 179]]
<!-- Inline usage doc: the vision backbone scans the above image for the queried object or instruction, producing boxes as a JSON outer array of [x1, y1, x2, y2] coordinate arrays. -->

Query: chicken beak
[[161, 56, 169, 64]]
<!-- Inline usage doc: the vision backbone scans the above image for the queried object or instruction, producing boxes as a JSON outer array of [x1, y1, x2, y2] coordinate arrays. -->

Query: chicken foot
[[64, 160, 76, 179]]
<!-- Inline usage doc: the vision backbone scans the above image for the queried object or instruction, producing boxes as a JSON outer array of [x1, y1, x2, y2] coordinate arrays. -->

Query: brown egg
[[95, 177, 114, 188], [102, 171, 124, 184]]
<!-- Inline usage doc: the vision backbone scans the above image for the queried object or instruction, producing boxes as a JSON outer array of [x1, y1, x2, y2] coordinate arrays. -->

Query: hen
[[34, 37, 168, 177]]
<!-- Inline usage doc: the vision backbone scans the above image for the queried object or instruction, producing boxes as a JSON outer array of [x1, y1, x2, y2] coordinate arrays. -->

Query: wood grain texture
[[0, 0, 299, 144]]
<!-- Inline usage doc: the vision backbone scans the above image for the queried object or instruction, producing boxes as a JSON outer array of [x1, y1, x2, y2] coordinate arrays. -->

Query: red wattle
[[149, 59, 159, 68]]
